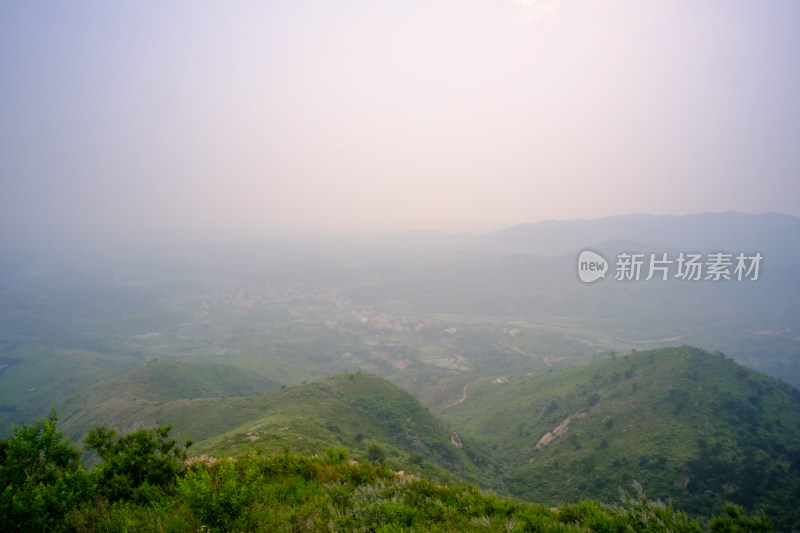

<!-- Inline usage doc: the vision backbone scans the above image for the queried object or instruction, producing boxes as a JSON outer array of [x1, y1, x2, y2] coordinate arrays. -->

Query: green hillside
[[59, 359, 281, 437], [92, 359, 282, 402], [51, 347, 800, 529], [61, 366, 483, 486], [191, 372, 486, 486], [441, 346, 800, 530]]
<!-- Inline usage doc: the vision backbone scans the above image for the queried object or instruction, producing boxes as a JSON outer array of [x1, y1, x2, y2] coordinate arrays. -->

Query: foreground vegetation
[[1, 410, 774, 532]]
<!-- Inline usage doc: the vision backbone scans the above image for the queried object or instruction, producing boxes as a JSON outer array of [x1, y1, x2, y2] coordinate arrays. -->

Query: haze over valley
[[3, 212, 800, 527], [2, 1, 800, 529]]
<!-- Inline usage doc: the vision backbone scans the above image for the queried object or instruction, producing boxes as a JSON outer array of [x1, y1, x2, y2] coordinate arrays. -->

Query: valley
[[2, 212, 800, 529]]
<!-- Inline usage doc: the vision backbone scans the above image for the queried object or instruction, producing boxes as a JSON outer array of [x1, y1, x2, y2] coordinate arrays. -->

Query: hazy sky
[[1, 1, 799, 247]]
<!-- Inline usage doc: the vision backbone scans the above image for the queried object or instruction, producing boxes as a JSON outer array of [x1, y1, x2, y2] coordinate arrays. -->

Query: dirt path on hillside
[[441, 383, 470, 409]]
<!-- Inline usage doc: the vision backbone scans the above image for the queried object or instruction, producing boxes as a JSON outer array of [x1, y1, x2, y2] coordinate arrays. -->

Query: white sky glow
[[1, 1, 798, 246]]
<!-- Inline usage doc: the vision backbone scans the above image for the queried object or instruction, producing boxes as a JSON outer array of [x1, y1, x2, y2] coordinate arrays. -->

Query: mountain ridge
[[441, 346, 800, 530], [60, 367, 485, 487]]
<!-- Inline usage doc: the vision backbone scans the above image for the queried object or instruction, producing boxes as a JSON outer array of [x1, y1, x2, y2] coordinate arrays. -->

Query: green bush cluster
[[85, 424, 190, 503], [1, 410, 776, 532], [0, 408, 94, 531]]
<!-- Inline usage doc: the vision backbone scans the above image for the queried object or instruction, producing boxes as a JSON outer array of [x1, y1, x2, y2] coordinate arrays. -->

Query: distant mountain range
[[359, 212, 800, 388], [369, 212, 800, 263], [478, 212, 800, 262]]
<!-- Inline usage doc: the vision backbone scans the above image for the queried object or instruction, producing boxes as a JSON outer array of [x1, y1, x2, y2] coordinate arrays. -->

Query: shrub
[[367, 444, 386, 464], [85, 424, 190, 503], [709, 503, 773, 532], [0, 407, 93, 531]]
